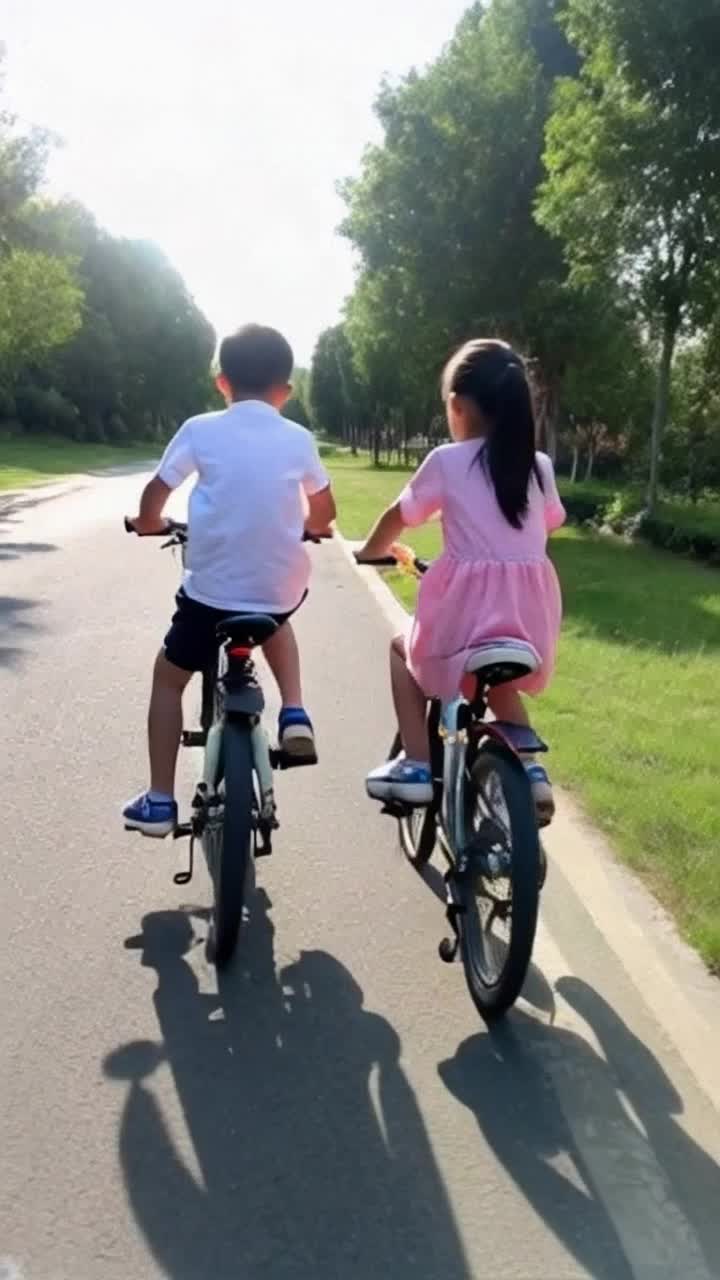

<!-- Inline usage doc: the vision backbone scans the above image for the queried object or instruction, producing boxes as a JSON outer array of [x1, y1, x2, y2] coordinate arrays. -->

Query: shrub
[[558, 479, 720, 566]]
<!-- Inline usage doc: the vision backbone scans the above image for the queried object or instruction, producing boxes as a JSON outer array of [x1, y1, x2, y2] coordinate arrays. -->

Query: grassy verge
[[327, 453, 720, 972], [0, 436, 156, 492]]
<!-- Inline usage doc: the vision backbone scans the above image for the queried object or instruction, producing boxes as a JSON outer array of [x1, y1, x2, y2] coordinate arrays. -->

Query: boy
[[123, 323, 335, 836]]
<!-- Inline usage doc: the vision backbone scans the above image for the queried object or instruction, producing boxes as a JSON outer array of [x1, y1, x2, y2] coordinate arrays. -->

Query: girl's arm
[[357, 448, 445, 560], [355, 501, 406, 561]]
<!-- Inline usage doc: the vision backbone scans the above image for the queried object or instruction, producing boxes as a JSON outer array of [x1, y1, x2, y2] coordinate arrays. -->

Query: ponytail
[[484, 363, 540, 529], [443, 338, 542, 530]]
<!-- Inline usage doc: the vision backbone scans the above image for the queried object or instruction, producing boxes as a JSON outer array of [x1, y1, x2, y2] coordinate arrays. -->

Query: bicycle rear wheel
[[458, 744, 540, 1020], [388, 732, 437, 867], [205, 718, 255, 970]]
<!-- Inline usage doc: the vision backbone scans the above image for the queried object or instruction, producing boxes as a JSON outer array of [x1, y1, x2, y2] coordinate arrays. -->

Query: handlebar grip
[[123, 517, 135, 534], [354, 555, 398, 567]]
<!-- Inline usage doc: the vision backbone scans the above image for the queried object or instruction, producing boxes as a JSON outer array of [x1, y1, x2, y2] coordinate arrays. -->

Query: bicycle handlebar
[[124, 516, 188, 536], [354, 550, 429, 575], [124, 517, 332, 543]]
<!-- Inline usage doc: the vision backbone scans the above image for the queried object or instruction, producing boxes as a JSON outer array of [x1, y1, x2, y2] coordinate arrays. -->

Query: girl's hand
[[390, 542, 415, 568]]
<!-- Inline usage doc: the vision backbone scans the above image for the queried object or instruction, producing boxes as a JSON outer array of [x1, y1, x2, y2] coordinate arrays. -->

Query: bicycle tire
[[458, 744, 540, 1020], [206, 718, 255, 970], [388, 733, 437, 867]]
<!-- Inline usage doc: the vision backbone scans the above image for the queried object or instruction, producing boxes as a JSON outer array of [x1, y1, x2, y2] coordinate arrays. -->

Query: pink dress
[[398, 442, 565, 702]]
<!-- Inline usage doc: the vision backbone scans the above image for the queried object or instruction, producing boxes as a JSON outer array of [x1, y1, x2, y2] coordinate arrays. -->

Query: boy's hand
[[126, 514, 171, 536]]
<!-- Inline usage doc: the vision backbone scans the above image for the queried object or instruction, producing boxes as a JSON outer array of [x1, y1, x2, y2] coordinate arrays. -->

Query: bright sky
[[3, 0, 468, 364]]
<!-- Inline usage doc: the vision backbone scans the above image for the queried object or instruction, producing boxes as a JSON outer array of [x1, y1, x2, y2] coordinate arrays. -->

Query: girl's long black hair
[[442, 339, 541, 529]]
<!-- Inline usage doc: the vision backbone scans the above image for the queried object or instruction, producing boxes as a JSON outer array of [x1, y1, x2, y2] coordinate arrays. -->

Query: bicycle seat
[[464, 639, 540, 686], [216, 613, 279, 647]]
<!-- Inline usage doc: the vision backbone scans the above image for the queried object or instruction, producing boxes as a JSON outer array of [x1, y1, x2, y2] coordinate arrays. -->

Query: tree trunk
[[647, 307, 680, 512], [372, 419, 381, 467], [544, 383, 559, 463], [570, 446, 579, 484], [584, 442, 595, 482]]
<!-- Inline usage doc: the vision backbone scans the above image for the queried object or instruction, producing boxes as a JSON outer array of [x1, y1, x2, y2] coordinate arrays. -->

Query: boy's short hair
[[219, 324, 294, 395]]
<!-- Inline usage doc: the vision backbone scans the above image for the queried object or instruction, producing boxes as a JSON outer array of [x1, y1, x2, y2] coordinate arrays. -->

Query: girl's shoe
[[366, 758, 433, 805], [525, 763, 555, 828]]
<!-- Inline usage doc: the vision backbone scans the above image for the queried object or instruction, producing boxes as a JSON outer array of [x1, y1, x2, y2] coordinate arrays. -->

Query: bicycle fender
[[225, 685, 265, 717]]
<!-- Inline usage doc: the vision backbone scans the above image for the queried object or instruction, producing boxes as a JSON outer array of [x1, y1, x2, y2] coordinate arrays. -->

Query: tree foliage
[[536, 0, 720, 506], [0, 49, 215, 443], [315, 0, 720, 497]]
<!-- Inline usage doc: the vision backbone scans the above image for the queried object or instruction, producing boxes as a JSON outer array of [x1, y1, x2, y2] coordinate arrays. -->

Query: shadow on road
[[0, 596, 41, 668], [440, 978, 720, 1279], [104, 892, 471, 1279], [0, 541, 57, 561], [0, 489, 67, 564]]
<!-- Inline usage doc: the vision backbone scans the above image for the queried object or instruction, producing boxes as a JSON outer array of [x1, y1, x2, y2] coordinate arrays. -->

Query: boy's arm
[[127, 421, 197, 533], [301, 433, 335, 536], [128, 476, 173, 534], [305, 484, 336, 536]]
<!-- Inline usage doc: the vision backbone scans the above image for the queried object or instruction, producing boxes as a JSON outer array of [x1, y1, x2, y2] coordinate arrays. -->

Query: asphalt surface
[[2, 470, 720, 1280]]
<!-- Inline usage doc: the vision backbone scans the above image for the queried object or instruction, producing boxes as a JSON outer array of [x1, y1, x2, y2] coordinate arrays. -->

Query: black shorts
[[164, 588, 307, 673]]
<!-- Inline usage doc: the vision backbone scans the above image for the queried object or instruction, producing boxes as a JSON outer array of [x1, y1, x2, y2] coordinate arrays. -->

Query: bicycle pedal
[[181, 730, 206, 748], [173, 823, 193, 840], [380, 800, 412, 819], [269, 748, 318, 771]]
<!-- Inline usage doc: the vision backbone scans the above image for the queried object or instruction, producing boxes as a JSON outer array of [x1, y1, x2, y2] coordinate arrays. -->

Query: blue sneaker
[[366, 758, 433, 805], [123, 792, 178, 838], [279, 707, 316, 760]]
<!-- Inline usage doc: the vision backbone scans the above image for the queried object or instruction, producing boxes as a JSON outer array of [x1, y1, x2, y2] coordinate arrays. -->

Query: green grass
[[327, 453, 720, 972], [0, 436, 156, 491]]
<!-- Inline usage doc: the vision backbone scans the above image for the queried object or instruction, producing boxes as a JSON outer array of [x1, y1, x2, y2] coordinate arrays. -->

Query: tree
[[284, 366, 312, 428], [0, 249, 82, 382], [310, 325, 370, 451], [537, 0, 720, 508], [664, 341, 720, 500], [340, 0, 583, 447], [0, 45, 53, 249]]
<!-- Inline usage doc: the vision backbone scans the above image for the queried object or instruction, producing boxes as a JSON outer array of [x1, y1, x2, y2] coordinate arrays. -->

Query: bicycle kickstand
[[172, 825, 195, 887], [438, 871, 464, 964]]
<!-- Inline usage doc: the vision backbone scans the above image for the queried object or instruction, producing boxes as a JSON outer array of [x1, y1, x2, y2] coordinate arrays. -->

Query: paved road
[[2, 471, 720, 1280]]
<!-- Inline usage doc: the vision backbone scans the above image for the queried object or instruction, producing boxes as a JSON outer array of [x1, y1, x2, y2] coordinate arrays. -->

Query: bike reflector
[[229, 646, 252, 659]]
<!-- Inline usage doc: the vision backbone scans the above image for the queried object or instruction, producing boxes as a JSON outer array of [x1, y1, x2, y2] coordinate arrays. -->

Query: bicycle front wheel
[[458, 745, 540, 1020], [205, 718, 255, 970]]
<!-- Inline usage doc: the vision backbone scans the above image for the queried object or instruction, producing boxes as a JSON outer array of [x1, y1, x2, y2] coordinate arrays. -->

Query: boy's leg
[[262, 621, 302, 707], [263, 621, 315, 758], [390, 634, 429, 763], [148, 651, 193, 796]]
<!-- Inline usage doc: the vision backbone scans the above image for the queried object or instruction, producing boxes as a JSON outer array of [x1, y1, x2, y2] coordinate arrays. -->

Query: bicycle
[[357, 547, 547, 1020], [125, 517, 324, 969]]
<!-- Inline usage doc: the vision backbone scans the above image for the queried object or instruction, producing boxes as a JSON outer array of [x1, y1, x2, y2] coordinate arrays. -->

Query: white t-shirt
[[156, 400, 329, 612]]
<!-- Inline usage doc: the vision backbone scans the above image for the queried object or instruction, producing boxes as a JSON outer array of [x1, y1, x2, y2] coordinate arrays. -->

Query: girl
[[356, 338, 565, 825]]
